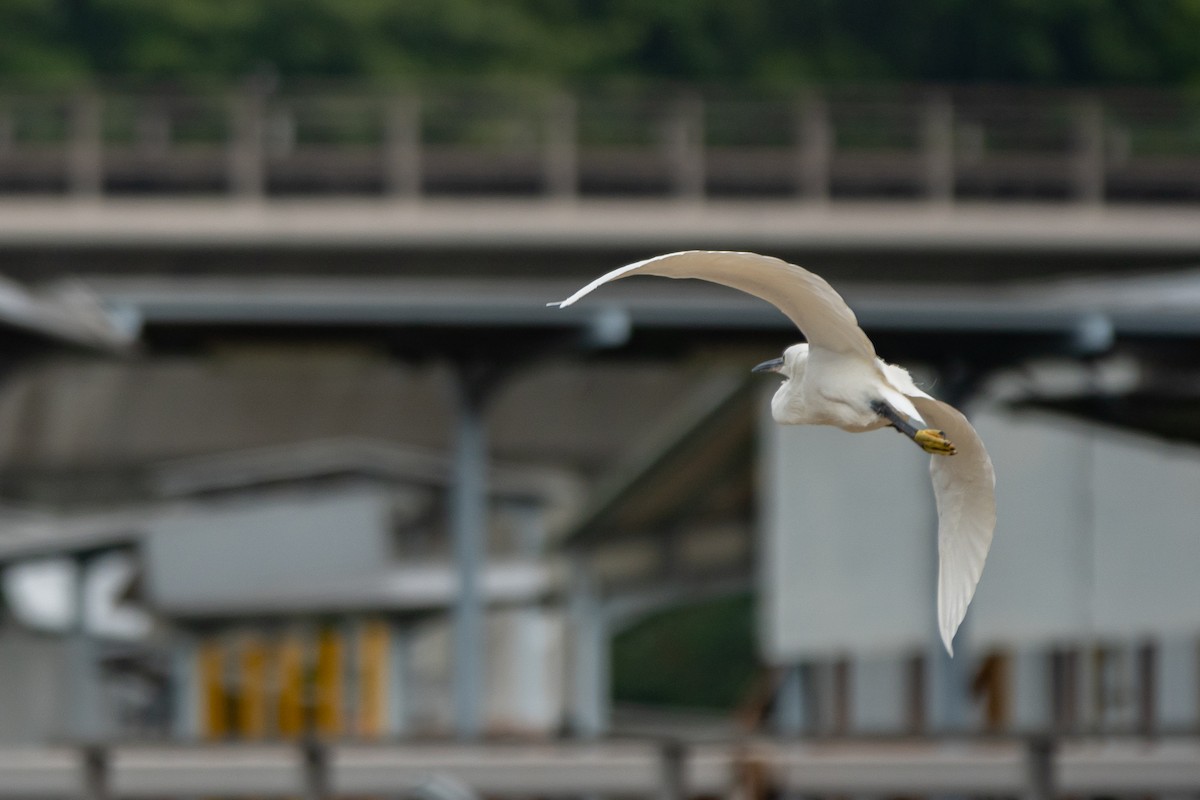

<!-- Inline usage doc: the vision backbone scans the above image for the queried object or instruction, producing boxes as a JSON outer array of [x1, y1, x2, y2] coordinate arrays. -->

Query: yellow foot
[[915, 428, 957, 456]]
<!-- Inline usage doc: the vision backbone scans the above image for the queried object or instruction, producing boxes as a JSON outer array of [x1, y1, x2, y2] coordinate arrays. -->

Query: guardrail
[[2, 737, 1198, 799], [0, 85, 1198, 203]]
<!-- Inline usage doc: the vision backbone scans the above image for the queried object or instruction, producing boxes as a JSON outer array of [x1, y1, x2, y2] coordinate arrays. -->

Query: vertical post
[[510, 502, 552, 729], [383, 95, 421, 200], [0, 107, 13, 154], [355, 619, 391, 738], [543, 92, 578, 199], [568, 553, 609, 737], [136, 104, 171, 158], [451, 366, 489, 739], [665, 93, 704, 199], [69, 555, 105, 741], [928, 627, 969, 731], [831, 656, 851, 734], [301, 738, 330, 800], [659, 740, 686, 800], [387, 621, 412, 736], [796, 91, 832, 203], [1025, 736, 1055, 800], [82, 746, 109, 800], [773, 663, 807, 735], [1072, 96, 1105, 205], [277, 629, 306, 739], [69, 92, 103, 199], [313, 626, 344, 737], [1136, 640, 1157, 737], [229, 85, 266, 199], [906, 652, 927, 733], [923, 91, 954, 204], [238, 633, 269, 739], [171, 629, 200, 739]]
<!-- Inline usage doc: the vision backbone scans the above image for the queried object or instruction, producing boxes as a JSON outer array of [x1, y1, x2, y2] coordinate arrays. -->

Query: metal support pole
[[451, 368, 489, 740], [0, 109, 13, 154], [229, 85, 266, 199], [170, 630, 200, 739], [82, 745, 108, 800], [665, 93, 704, 200], [567, 553, 609, 737], [69, 555, 104, 742], [509, 501, 551, 728], [388, 621, 412, 736], [773, 663, 807, 736], [1072, 96, 1105, 205], [659, 740, 686, 800], [923, 91, 955, 204], [543, 92, 578, 199], [383, 95, 422, 200], [69, 93, 103, 199], [1025, 736, 1055, 800], [301, 738, 330, 800], [796, 91, 832, 203], [928, 626, 969, 731]]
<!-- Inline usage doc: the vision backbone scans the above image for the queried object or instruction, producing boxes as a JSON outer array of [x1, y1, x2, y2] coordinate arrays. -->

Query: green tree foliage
[[2, 0, 1199, 88]]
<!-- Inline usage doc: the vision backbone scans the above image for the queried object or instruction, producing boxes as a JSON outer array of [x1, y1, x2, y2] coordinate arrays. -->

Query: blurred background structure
[[3, 0, 1200, 796]]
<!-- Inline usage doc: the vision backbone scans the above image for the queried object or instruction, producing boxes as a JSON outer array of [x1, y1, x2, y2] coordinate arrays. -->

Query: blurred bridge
[[1, 84, 1199, 271], [2, 736, 1199, 799]]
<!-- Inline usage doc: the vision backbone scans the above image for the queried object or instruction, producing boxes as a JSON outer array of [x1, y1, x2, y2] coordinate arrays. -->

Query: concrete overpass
[[0, 200, 1199, 291]]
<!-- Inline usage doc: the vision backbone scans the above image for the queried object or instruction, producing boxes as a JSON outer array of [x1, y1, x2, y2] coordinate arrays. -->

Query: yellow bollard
[[313, 626, 343, 736], [276, 632, 306, 739], [237, 634, 268, 739], [357, 620, 390, 738]]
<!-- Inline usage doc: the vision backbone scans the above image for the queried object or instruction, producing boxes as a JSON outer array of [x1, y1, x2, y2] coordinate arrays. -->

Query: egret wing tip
[[940, 627, 955, 657]]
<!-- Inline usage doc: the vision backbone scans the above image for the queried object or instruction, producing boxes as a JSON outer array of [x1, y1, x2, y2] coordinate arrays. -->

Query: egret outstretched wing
[[550, 250, 876, 360], [554, 249, 996, 657], [907, 394, 996, 655]]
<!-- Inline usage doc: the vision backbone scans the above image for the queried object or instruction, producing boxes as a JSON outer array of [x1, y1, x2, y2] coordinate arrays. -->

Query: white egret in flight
[[551, 250, 995, 655]]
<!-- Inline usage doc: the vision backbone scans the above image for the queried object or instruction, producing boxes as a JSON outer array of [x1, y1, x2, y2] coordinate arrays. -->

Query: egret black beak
[[752, 356, 784, 374]]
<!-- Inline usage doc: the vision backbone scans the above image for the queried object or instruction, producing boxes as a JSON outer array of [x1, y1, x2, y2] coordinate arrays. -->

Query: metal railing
[[1, 84, 1199, 203], [2, 736, 1199, 799]]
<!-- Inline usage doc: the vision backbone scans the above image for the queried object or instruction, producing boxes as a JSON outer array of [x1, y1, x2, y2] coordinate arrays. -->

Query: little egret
[[551, 250, 995, 655]]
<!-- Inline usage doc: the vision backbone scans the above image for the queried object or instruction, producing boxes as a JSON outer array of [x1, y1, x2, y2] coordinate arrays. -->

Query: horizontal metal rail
[[0, 85, 1198, 204], [1, 737, 1198, 798]]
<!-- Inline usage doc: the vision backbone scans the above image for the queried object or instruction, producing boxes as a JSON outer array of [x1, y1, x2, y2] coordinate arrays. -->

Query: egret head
[[751, 343, 809, 380]]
